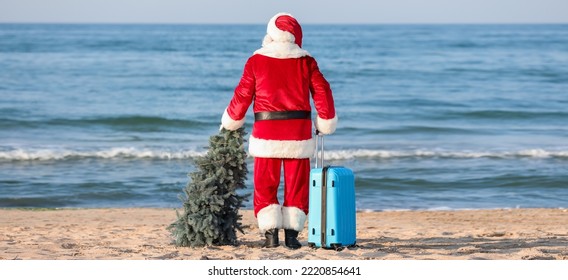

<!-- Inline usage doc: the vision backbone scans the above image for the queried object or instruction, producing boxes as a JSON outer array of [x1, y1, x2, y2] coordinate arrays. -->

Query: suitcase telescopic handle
[[315, 130, 324, 168]]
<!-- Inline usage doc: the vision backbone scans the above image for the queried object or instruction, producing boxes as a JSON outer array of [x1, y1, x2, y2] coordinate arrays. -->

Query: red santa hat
[[266, 13, 303, 47]]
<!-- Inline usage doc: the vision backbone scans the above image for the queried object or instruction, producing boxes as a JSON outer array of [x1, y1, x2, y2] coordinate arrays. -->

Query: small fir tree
[[168, 127, 249, 247]]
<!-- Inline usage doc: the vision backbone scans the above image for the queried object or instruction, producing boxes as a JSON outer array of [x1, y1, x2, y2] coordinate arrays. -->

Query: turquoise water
[[1, 24, 567, 210]]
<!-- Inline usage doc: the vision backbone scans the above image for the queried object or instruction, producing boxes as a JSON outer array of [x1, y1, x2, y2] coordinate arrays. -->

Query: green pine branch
[[168, 127, 249, 247]]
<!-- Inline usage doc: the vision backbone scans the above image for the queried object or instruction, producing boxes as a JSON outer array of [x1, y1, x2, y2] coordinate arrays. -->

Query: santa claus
[[221, 12, 337, 249]]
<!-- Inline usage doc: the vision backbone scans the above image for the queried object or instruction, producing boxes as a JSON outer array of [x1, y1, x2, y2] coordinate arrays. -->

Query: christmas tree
[[168, 127, 249, 247]]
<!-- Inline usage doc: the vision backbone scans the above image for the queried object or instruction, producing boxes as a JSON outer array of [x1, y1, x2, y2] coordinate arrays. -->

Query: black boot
[[263, 229, 279, 248], [284, 229, 302, 249]]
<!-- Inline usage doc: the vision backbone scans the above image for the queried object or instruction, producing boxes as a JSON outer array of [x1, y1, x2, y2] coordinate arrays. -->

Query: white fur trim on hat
[[248, 135, 315, 159], [221, 108, 245, 131], [282, 206, 307, 231], [256, 204, 282, 232], [315, 114, 338, 135], [267, 12, 296, 44]]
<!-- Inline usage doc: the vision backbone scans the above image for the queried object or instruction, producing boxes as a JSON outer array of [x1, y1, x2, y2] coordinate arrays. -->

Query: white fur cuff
[[256, 204, 282, 232], [315, 115, 338, 135], [221, 108, 245, 131], [282, 206, 307, 231]]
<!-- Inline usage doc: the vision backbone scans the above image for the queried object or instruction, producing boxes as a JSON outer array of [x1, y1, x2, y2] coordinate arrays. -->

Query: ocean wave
[[0, 147, 206, 161], [324, 148, 568, 160], [0, 116, 213, 131], [2, 147, 568, 162], [458, 110, 568, 120]]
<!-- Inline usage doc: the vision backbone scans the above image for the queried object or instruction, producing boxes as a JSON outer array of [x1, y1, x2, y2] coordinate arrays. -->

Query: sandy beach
[[0, 208, 567, 260]]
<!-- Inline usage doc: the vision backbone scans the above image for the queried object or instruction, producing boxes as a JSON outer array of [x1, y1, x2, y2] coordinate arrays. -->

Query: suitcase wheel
[[347, 242, 359, 249], [331, 243, 344, 251]]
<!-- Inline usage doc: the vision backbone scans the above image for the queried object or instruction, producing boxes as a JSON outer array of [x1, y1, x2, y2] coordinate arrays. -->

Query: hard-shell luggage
[[308, 134, 356, 249]]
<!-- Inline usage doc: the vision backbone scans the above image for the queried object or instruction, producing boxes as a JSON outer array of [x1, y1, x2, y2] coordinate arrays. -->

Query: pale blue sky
[[1, 0, 567, 24]]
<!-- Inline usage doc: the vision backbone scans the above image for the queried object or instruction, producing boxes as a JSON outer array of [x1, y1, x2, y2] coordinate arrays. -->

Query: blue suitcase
[[308, 135, 356, 249]]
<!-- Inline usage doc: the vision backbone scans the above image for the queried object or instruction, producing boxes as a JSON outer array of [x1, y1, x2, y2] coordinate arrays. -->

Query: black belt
[[254, 110, 311, 121]]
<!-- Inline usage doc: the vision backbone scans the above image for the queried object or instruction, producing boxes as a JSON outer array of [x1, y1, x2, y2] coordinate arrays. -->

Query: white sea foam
[[0, 147, 206, 161], [1, 147, 567, 161], [323, 148, 568, 160]]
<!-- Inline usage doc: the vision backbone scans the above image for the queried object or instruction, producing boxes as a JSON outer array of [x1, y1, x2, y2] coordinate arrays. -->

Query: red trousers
[[253, 157, 310, 216]]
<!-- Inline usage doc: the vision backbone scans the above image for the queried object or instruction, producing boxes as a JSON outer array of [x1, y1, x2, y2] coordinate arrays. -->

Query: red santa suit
[[221, 13, 337, 233]]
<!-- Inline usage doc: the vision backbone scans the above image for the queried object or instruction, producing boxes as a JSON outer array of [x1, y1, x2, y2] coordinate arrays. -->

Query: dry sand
[[1, 208, 567, 260]]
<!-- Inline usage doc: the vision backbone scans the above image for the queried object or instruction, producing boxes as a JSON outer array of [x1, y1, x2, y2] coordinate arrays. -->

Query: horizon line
[[1, 21, 568, 25]]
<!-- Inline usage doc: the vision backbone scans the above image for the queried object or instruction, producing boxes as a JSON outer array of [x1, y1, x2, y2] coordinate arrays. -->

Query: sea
[[1, 24, 567, 211]]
